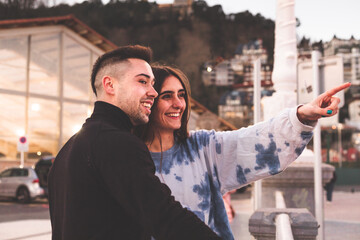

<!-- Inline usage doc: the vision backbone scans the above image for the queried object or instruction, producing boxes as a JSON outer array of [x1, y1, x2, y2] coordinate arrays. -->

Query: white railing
[[275, 191, 294, 240]]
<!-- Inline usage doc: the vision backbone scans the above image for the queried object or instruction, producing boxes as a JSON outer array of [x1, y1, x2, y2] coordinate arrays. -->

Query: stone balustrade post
[[249, 208, 319, 240]]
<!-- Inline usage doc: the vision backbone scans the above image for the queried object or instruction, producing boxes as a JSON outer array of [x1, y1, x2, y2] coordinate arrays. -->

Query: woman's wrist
[[296, 105, 317, 126]]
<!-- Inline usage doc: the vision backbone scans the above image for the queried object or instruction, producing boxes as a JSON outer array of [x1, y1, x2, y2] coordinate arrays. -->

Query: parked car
[[34, 155, 55, 197], [0, 167, 45, 203]]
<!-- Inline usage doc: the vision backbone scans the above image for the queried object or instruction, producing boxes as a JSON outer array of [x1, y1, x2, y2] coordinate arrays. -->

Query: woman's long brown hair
[[134, 64, 191, 145]]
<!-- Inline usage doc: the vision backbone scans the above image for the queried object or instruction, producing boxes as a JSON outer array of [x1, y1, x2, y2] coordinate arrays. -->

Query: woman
[[135, 65, 349, 239]]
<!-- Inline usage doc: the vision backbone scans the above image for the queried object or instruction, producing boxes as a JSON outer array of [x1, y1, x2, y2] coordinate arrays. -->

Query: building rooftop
[[0, 15, 117, 52]]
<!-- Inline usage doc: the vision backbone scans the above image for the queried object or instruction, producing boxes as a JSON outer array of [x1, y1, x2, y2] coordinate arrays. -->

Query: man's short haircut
[[91, 45, 153, 96]]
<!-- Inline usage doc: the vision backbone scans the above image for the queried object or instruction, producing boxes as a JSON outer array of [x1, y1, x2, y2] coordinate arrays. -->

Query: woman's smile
[[152, 75, 186, 132]]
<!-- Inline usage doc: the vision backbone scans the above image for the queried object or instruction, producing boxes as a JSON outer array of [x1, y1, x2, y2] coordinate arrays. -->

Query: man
[[48, 45, 221, 240]]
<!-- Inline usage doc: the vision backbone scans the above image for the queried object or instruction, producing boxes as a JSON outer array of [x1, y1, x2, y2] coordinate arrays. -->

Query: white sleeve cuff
[[289, 105, 316, 133]]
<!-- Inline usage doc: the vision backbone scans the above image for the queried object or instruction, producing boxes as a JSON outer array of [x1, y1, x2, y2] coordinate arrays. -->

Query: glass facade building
[[0, 20, 105, 161]]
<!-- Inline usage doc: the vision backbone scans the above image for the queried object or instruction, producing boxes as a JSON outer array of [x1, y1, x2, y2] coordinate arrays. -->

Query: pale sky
[[61, 0, 360, 42]]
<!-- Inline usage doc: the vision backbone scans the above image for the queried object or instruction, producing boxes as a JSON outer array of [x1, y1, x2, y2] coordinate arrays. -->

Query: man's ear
[[102, 76, 115, 95]]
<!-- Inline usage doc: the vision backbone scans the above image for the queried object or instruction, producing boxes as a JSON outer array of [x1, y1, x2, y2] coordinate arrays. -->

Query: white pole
[[253, 58, 262, 210], [262, 0, 297, 120], [20, 151, 24, 168], [338, 124, 343, 168], [312, 50, 324, 240]]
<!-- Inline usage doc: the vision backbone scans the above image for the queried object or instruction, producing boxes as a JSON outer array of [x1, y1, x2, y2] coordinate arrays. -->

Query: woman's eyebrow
[[159, 90, 174, 96], [159, 89, 185, 96]]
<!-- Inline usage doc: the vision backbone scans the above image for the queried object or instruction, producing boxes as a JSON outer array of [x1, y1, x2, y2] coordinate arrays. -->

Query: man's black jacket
[[48, 101, 221, 240]]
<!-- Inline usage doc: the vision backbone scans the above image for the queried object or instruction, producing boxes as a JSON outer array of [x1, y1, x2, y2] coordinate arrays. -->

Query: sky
[[60, 0, 360, 42]]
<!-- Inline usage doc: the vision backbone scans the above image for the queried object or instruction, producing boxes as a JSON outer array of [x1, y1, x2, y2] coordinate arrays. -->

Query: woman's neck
[[147, 131, 175, 152]]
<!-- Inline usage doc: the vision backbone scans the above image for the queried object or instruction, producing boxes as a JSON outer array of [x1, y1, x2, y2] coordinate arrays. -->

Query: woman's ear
[[102, 76, 115, 95]]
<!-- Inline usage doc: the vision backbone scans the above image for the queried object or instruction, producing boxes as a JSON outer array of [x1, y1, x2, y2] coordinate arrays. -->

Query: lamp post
[[338, 123, 343, 168]]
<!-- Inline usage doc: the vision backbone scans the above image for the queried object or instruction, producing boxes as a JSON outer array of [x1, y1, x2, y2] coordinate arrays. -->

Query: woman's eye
[[162, 94, 171, 99], [139, 80, 147, 84], [179, 92, 186, 98]]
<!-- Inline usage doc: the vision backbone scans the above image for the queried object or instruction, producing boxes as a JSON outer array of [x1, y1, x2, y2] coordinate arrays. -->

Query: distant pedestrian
[[325, 171, 337, 202]]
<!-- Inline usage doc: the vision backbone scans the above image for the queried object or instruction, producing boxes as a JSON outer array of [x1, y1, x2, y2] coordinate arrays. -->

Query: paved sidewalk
[[0, 188, 359, 240], [323, 187, 360, 240], [0, 220, 51, 240], [230, 187, 360, 240]]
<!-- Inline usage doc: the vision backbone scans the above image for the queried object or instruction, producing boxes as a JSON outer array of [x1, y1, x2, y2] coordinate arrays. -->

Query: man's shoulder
[[85, 118, 138, 140], [102, 127, 140, 141], [95, 126, 147, 152]]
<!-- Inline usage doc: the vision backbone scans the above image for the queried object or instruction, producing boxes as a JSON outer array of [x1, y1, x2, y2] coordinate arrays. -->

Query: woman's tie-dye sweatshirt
[[150, 107, 314, 239]]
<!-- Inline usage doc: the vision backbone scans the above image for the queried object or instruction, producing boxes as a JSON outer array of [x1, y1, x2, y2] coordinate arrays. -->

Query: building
[[0, 15, 115, 163], [240, 63, 272, 84], [299, 36, 360, 126], [218, 89, 274, 128], [324, 36, 360, 85], [324, 35, 360, 57], [201, 39, 273, 127], [346, 100, 360, 129], [300, 36, 360, 165], [158, 0, 193, 16], [0, 15, 235, 167], [173, 0, 193, 6], [202, 39, 272, 87], [233, 39, 268, 65], [202, 59, 234, 86], [322, 36, 360, 128], [218, 90, 253, 128]]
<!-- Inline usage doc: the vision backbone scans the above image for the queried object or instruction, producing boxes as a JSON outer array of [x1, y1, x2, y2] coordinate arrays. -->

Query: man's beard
[[129, 110, 149, 126]]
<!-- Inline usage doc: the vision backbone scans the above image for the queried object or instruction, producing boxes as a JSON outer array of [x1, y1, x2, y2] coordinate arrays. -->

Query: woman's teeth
[[167, 113, 180, 117]]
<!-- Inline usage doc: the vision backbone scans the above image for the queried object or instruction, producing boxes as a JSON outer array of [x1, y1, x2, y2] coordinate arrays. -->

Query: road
[[0, 198, 49, 223], [0, 198, 51, 240]]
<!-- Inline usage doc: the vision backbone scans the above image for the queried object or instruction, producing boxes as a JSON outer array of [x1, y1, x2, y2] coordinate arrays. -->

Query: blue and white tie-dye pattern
[[150, 107, 314, 239]]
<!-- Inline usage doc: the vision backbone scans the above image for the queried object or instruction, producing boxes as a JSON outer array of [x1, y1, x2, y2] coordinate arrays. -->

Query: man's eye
[[139, 80, 147, 84]]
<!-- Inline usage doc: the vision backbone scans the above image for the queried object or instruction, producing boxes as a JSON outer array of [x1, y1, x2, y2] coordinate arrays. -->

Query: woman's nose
[[173, 97, 184, 108]]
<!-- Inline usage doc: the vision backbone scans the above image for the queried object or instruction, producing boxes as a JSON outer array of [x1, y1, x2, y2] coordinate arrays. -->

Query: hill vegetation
[[0, 0, 276, 112]]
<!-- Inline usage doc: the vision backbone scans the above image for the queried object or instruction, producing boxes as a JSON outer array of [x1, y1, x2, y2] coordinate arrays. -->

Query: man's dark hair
[[91, 45, 153, 96]]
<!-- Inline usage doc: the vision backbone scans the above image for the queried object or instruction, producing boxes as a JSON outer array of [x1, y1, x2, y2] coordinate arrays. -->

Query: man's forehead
[[126, 58, 154, 78]]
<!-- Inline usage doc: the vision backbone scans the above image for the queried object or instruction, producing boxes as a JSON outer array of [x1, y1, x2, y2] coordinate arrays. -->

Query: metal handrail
[[275, 191, 294, 240]]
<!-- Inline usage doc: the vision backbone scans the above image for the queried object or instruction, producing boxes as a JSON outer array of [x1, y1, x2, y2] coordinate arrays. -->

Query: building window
[[29, 33, 60, 96], [62, 102, 90, 145], [28, 97, 59, 156], [0, 94, 26, 159], [0, 36, 28, 92], [63, 35, 92, 100]]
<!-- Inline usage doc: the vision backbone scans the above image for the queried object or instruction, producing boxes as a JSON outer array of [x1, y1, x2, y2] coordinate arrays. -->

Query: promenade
[[230, 185, 360, 240], [0, 186, 359, 240]]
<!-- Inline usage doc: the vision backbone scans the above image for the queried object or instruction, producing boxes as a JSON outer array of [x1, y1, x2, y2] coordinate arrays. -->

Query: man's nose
[[148, 85, 158, 98]]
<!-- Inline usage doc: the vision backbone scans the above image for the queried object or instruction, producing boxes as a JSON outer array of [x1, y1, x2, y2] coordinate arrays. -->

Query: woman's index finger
[[326, 82, 351, 97]]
